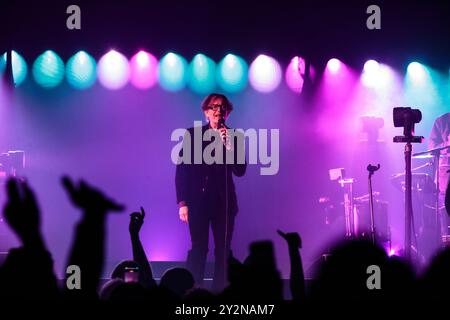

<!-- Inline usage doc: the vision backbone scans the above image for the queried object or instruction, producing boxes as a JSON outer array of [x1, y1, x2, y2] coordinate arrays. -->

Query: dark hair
[[201, 93, 233, 112], [160, 267, 195, 297]]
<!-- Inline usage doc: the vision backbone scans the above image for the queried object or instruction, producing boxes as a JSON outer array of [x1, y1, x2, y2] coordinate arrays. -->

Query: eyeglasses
[[207, 104, 227, 111]]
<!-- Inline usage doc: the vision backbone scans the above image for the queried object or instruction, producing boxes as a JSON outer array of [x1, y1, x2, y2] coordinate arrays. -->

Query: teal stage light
[[158, 52, 188, 91], [66, 51, 97, 89], [187, 54, 216, 94], [216, 54, 248, 93], [32, 50, 65, 88], [0, 53, 5, 75], [1, 51, 28, 86]]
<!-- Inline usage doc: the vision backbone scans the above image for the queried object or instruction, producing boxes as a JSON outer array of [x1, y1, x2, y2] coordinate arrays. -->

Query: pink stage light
[[129, 50, 158, 89], [327, 58, 342, 74], [97, 50, 130, 90], [285, 56, 305, 94]]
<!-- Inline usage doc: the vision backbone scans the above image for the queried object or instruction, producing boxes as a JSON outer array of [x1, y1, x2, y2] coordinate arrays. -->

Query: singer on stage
[[175, 93, 247, 290]]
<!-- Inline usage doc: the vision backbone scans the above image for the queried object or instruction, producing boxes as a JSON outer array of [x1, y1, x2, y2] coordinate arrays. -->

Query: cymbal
[[390, 173, 436, 193], [412, 154, 433, 159], [413, 145, 450, 157], [412, 154, 446, 159]]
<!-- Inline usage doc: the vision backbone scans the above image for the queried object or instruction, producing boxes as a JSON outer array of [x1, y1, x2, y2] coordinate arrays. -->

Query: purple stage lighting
[[327, 58, 342, 74], [249, 54, 282, 93], [129, 50, 158, 89], [97, 50, 130, 90], [285, 56, 305, 93]]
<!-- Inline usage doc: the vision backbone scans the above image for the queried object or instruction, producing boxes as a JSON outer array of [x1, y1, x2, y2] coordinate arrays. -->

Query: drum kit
[[410, 146, 450, 246], [325, 145, 450, 258], [326, 167, 389, 243], [388, 144, 449, 254]]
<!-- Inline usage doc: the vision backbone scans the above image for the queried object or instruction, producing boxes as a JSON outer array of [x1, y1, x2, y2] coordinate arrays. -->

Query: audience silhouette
[[0, 178, 58, 299], [0, 174, 449, 313]]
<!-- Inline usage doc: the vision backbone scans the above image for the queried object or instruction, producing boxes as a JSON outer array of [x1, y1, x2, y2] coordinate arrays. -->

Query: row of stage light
[[0, 50, 437, 93]]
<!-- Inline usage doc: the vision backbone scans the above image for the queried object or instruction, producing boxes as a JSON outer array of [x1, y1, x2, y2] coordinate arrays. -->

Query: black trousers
[[186, 194, 235, 291]]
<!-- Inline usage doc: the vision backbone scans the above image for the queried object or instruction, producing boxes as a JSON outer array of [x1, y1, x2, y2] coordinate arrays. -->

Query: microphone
[[367, 164, 381, 174], [217, 118, 231, 150], [218, 118, 226, 143]]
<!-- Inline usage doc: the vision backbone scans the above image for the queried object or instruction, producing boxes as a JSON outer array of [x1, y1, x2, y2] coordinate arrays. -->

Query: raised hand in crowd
[[4, 178, 43, 248], [62, 176, 124, 299], [277, 230, 302, 249], [129, 206, 145, 236], [277, 230, 305, 301], [0, 178, 58, 298], [129, 206, 156, 287], [62, 176, 124, 216]]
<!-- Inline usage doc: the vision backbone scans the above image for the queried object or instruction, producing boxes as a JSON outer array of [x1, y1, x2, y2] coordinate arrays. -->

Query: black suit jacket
[[175, 123, 246, 215]]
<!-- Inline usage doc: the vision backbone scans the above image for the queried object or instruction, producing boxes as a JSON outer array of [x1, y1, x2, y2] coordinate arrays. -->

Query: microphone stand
[[394, 134, 423, 262], [218, 117, 229, 289], [367, 164, 380, 244]]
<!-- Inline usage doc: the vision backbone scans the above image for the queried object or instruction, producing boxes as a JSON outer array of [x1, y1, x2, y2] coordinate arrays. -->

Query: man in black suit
[[175, 93, 246, 290]]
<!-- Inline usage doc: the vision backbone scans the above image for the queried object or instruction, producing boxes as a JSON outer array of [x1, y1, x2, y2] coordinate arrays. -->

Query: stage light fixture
[[129, 50, 158, 89], [0, 53, 5, 75], [32, 50, 65, 88], [364, 60, 379, 74], [97, 50, 130, 90], [407, 62, 427, 83], [285, 56, 305, 93], [2, 51, 28, 86], [158, 52, 188, 91], [361, 60, 383, 87], [187, 53, 216, 94], [216, 54, 248, 93], [249, 54, 282, 93], [66, 51, 97, 89], [327, 58, 341, 74]]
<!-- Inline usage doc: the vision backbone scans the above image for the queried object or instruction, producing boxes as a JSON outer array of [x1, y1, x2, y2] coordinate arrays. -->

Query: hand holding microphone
[[179, 206, 188, 223], [218, 118, 232, 150]]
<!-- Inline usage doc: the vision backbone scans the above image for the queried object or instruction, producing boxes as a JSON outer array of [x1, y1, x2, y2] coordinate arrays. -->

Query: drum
[[353, 198, 389, 241]]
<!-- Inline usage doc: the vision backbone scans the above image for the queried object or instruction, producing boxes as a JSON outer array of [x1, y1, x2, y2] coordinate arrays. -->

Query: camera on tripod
[[393, 107, 423, 143]]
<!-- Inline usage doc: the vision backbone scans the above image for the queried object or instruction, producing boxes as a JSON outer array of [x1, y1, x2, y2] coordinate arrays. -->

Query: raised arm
[[0, 178, 58, 298], [129, 206, 156, 287], [62, 176, 124, 299], [277, 230, 306, 301]]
